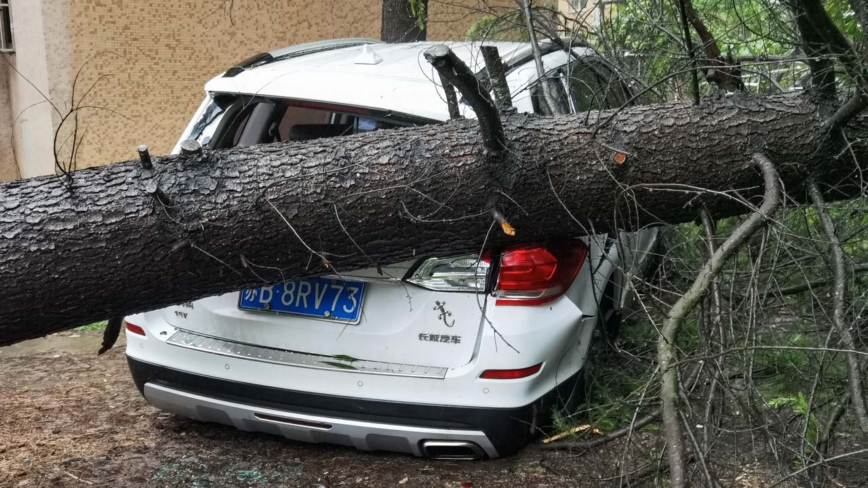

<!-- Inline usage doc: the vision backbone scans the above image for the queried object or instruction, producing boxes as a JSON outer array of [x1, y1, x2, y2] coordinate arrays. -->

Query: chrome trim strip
[[144, 383, 498, 458], [166, 330, 448, 379]]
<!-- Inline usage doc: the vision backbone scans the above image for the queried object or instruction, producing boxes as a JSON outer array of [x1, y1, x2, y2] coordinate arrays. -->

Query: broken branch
[[424, 45, 505, 154], [658, 153, 781, 488]]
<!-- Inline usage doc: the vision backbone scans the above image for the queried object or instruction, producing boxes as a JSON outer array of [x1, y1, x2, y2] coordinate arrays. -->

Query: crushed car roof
[[204, 40, 588, 121]]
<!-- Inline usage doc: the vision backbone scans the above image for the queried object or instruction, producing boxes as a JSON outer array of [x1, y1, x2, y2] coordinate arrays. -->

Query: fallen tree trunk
[[0, 94, 864, 346]]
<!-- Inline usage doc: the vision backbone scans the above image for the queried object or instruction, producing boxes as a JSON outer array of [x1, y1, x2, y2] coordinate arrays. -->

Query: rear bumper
[[143, 382, 497, 458], [128, 356, 582, 457]]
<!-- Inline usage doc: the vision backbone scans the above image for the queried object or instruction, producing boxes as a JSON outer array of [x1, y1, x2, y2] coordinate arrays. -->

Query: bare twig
[[63, 471, 93, 485], [774, 263, 868, 295], [539, 408, 661, 450], [769, 448, 868, 487]]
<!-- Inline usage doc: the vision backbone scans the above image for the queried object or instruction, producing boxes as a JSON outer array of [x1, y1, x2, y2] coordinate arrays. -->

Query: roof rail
[[269, 38, 381, 60], [223, 52, 273, 78], [222, 38, 382, 78]]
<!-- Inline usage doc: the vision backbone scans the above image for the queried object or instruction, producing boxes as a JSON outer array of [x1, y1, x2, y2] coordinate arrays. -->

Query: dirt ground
[[0, 331, 806, 488]]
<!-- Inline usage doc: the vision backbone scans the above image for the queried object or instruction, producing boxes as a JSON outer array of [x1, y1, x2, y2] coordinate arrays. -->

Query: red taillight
[[494, 242, 587, 306], [497, 247, 559, 290], [480, 363, 543, 379], [125, 321, 146, 336]]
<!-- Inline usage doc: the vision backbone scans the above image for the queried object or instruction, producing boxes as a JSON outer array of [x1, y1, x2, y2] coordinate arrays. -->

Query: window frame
[[0, 0, 13, 53], [189, 94, 438, 149]]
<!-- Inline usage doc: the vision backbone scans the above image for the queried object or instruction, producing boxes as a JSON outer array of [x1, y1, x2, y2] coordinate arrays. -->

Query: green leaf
[[320, 361, 359, 370], [331, 354, 359, 363]]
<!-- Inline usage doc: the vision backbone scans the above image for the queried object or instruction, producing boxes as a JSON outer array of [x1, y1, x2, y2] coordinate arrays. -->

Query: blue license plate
[[238, 278, 366, 323]]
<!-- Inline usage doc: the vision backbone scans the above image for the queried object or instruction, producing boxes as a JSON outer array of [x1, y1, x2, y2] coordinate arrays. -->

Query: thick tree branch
[[97, 316, 122, 355], [699, 208, 724, 453], [682, 0, 744, 91], [516, 0, 568, 115], [676, 0, 700, 104], [808, 180, 868, 432], [424, 45, 505, 154], [1, 95, 866, 346], [658, 153, 781, 488], [480, 46, 513, 112], [788, 0, 840, 107], [825, 91, 868, 132], [791, 0, 868, 128], [437, 73, 461, 120]]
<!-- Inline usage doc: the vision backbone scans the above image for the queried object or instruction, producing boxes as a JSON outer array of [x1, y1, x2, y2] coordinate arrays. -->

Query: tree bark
[[0, 94, 865, 346], [381, 0, 428, 43]]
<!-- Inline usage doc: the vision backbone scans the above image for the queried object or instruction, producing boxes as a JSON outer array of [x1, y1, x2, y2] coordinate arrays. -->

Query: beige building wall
[[558, 0, 607, 31], [0, 0, 507, 181], [5, 0, 69, 179], [65, 0, 381, 172], [0, 0, 508, 181], [0, 61, 19, 181]]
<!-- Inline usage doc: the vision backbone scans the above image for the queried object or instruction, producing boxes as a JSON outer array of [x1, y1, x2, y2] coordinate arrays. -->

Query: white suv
[[124, 38, 658, 460]]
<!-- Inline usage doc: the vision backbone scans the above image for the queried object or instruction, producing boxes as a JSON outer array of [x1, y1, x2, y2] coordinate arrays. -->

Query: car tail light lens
[[480, 363, 543, 379], [494, 242, 587, 306], [404, 242, 586, 304], [125, 321, 146, 336], [406, 253, 491, 292]]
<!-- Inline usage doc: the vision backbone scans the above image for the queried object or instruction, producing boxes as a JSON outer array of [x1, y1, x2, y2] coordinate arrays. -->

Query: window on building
[[0, 1, 12, 53]]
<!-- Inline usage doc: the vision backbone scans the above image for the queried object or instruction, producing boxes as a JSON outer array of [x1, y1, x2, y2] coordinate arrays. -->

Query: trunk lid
[[161, 262, 485, 369]]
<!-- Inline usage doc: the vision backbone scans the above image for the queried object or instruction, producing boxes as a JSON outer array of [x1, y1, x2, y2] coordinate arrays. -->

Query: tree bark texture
[[381, 0, 428, 43], [0, 94, 864, 346]]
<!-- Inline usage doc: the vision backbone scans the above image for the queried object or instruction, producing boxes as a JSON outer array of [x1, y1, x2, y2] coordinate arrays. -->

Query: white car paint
[[173, 40, 584, 153], [128, 39, 659, 458]]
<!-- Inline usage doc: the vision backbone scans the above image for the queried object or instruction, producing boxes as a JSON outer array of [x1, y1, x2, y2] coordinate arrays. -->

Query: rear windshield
[[531, 58, 632, 115], [189, 95, 419, 149]]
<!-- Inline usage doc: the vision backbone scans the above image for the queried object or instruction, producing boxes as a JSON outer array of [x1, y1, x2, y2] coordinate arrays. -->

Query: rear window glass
[[567, 60, 630, 111], [531, 59, 632, 114]]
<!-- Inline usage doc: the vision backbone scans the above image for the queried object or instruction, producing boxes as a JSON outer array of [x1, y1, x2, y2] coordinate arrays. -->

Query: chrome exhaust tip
[[421, 440, 485, 460]]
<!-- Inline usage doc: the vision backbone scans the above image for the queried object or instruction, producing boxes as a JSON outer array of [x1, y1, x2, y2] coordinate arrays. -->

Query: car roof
[[204, 40, 589, 121]]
